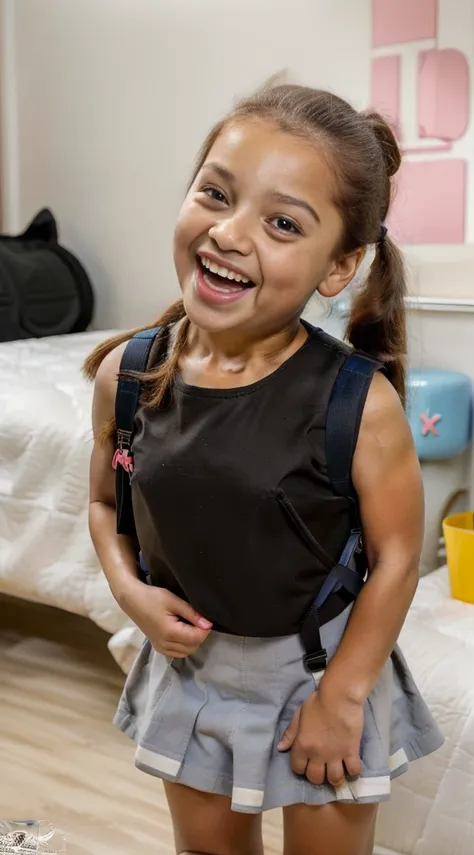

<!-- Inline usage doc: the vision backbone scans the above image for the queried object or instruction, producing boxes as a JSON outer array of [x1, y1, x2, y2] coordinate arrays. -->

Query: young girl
[[86, 83, 443, 855]]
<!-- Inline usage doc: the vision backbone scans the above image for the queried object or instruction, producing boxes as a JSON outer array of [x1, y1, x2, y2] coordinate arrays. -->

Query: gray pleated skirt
[[114, 605, 444, 813]]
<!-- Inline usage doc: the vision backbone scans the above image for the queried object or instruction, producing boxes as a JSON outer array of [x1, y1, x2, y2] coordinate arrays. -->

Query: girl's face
[[173, 118, 361, 337]]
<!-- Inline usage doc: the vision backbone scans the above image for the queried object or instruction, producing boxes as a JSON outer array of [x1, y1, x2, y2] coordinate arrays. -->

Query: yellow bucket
[[443, 511, 474, 604]]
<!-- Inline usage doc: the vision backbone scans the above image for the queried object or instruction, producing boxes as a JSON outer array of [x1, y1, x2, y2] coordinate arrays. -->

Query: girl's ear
[[318, 247, 367, 299]]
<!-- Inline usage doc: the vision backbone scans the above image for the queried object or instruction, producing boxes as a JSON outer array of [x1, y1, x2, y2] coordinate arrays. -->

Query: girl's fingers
[[161, 645, 190, 659], [162, 590, 213, 630], [277, 707, 301, 752], [305, 759, 326, 786], [326, 761, 346, 788], [167, 620, 211, 648], [344, 754, 362, 778]]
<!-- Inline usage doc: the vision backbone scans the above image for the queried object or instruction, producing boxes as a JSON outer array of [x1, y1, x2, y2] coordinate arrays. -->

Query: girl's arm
[[320, 371, 423, 703], [278, 372, 423, 786], [88, 344, 143, 608], [89, 346, 213, 655]]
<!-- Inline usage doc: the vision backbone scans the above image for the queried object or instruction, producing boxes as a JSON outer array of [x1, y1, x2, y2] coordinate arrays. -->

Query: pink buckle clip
[[112, 448, 134, 474]]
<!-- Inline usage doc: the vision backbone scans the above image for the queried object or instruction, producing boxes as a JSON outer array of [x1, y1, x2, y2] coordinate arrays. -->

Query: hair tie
[[379, 224, 388, 245]]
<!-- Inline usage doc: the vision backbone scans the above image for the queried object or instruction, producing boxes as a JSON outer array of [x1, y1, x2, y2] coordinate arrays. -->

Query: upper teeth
[[200, 256, 250, 284]]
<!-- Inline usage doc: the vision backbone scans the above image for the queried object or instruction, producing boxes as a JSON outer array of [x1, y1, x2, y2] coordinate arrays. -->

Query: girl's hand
[[277, 684, 363, 788], [122, 581, 213, 658]]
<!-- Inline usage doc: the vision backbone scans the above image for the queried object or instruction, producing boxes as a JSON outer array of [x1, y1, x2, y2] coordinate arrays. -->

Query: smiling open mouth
[[197, 256, 255, 294]]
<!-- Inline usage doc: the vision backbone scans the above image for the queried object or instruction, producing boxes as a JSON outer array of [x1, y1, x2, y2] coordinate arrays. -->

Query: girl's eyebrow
[[202, 163, 321, 224], [270, 192, 320, 224], [202, 162, 235, 183]]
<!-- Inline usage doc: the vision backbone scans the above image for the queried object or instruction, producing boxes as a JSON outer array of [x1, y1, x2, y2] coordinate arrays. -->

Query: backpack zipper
[[275, 489, 336, 573]]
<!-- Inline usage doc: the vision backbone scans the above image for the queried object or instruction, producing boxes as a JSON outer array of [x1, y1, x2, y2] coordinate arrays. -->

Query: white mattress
[[375, 567, 474, 855], [0, 330, 141, 669]]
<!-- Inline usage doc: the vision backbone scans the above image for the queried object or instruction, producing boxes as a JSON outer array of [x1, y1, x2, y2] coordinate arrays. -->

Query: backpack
[[113, 327, 380, 677], [0, 208, 94, 342]]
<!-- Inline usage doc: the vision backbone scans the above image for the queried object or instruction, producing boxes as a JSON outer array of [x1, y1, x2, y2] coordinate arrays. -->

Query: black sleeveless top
[[131, 322, 355, 637]]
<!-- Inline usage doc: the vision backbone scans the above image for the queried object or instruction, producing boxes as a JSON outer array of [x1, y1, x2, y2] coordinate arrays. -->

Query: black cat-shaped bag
[[0, 208, 94, 341]]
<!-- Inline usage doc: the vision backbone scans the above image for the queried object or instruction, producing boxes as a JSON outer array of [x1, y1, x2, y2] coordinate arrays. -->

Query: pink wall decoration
[[370, 0, 472, 244], [371, 56, 401, 138], [388, 160, 467, 244], [418, 49, 470, 141], [372, 0, 437, 48]]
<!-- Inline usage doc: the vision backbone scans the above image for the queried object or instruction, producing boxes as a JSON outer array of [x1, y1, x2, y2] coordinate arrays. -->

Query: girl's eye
[[270, 216, 301, 235], [201, 185, 227, 204]]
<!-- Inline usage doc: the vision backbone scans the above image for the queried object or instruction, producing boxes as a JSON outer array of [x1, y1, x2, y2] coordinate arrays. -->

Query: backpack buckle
[[303, 649, 327, 674], [117, 428, 132, 450]]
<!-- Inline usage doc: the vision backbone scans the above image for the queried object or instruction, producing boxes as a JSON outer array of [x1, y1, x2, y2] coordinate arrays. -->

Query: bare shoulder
[[92, 342, 127, 429], [94, 342, 127, 399], [352, 371, 417, 492], [358, 371, 411, 450]]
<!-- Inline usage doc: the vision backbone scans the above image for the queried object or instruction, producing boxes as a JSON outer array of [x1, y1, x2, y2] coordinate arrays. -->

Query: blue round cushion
[[406, 369, 473, 461]]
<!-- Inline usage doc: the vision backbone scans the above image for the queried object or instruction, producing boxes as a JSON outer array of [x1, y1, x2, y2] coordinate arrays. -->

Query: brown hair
[[84, 82, 406, 434], [83, 299, 188, 406]]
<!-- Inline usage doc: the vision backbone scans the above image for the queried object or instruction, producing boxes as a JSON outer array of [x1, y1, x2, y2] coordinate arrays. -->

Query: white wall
[[3, 0, 474, 381], [1, 0, 373, 330]]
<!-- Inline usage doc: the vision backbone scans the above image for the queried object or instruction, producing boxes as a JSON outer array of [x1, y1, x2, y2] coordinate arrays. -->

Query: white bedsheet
[[0, 331, 141, 668], [375, 567, 474, 855]]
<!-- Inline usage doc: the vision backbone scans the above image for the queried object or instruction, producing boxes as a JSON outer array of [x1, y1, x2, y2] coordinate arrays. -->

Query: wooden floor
[[0, 596, 283, 854]]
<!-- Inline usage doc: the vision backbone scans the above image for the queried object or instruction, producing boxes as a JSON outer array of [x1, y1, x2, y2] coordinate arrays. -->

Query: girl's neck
[[172, 317, 309, 389], [185, 319, 306, 368]]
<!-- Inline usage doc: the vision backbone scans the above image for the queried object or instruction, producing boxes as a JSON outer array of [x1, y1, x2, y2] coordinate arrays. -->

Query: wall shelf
[[406, 296, 474, 313]]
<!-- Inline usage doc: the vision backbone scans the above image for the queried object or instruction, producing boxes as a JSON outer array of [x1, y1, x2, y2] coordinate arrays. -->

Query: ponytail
[[83, 299, 186, 381], [83, 299, 188, 442], [346, 236, 407, 406]]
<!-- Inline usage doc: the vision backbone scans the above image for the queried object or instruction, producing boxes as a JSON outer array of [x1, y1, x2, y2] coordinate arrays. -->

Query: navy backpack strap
[[114, 327, 160, 536], [325, 351, 382, 523], [300, 349, 382, 679]]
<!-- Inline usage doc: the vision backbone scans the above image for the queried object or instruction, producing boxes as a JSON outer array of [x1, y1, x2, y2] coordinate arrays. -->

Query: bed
[[374, 566, 474, 855], [0, 330, 143, 671], [1, 332, 473, 854]]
